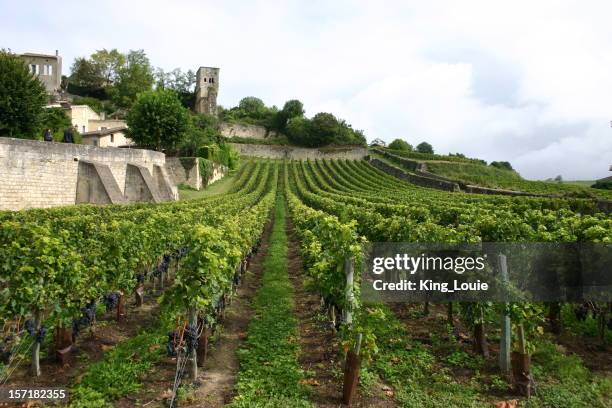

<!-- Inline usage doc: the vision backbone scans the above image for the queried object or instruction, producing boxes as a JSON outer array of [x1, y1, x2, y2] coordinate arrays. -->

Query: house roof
[[81, 126, 127, 137], [20, 52, 60, 59]]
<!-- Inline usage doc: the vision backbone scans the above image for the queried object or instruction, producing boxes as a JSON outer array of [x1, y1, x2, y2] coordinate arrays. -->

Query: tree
[[286, 116, 312, 146], [0, 50, 47, 138], [490, 161, 514, 171], [416, 142, 434, 154], [554, 175, 563, 182], [39, 108, 71, 141], [178, 113, 219, 156], [273, 99, 304, 132], [310, 112, 340, 147], [112, 50, 154, 108], [90, 48, 125, 86], [127, 89, 189, 151], [69, 57, 103, 88], [388, 138, 413, 151], [155, 68, 196, 109], [237, 97, 267, 119]]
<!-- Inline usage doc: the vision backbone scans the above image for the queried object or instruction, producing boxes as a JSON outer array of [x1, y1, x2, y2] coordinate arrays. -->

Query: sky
[[2, 0, 611, 180]]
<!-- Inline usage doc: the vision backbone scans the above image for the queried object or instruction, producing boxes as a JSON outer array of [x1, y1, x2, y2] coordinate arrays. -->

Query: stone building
[[81, 126, 133, 148], [19, 51, 62, 95], [195, 66, 219, 115], [69, 105, 131, 147]]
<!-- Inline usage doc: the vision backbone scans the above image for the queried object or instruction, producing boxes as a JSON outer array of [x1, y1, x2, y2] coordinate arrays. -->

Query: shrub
[[388, 139, 412, 151], [416, 141, 434, 154], [127, 89, 189, 151]]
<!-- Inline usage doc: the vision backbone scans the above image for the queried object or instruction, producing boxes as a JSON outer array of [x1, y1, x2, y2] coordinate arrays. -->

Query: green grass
[[178, 169, 237, 200], [360, 305, 489, 408], [228, 194, 312, 408], [357, 303, 612, 407], [562, 180, 596, 188], [425, 162, 612, 199], [530, 339, 612, 407], [68, 327, 167, 407]]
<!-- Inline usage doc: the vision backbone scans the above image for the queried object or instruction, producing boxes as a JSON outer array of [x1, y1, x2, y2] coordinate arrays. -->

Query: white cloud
[[2, 0, 611, 179]]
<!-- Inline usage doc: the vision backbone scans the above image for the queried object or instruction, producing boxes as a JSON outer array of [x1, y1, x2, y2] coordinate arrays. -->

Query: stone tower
[[195, 67, 219, 115]]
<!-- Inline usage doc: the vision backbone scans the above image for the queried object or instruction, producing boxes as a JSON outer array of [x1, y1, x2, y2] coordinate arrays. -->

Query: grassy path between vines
[[228, 193, 311, 407]]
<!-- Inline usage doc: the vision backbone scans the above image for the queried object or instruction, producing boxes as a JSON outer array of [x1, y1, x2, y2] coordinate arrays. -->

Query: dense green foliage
[[127, 89, 190, 151], [286, 112, 366, 147], [0, 50, 47, 138], [155, 67, 196, 109], [70, 48, 154, 110], [221, 97, 366, 148], [273, 99, 305, 132], [198, 142, 240, 169], [490, 161, 514, 171], [592, 179, 612, 190], [388, 138, 413, 151], [416, 141, 434, 154], [177, 113, 219, 156], [38, 107, 72, 141]]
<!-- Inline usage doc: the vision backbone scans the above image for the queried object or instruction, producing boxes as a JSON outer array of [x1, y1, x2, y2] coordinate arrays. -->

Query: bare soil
[[4, 294, 160, 391]]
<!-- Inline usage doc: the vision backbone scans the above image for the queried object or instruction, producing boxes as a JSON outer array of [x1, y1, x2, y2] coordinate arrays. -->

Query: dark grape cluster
[[215, 296, 225, 317], [166, 331, 178, 357], [35, 327, 47, 343], [0, 344, 12, 364], [574, 304, 589, 321], [24, 319, 35, 336], [72, 301, 96, 341], [104, 292, 120, 311], [24, 320, 47, 343], [184, 325, 198, 353]]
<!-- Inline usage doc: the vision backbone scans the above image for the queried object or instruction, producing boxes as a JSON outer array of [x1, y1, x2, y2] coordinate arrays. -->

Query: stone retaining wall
[[369, 158, 460, 192], [230, 143, 368, 160], [0, 137, 178, 211], [220, 122, 279, 140], [165, 157, 227, 190]]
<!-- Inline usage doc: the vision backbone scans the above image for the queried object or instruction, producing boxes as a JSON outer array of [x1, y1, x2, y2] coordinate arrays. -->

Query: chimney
[[55, 50, 59, 56]]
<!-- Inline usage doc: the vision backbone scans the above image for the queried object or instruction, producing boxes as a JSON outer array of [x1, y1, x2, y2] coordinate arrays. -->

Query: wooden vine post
[[344, 257, 355, 325], [498, 253, 511, 374], [135, 283, 145, 307], [342, 256, 361, 407], [31, 309, 42, 376], [188, 307, 198, 379], [116, 291, 126, 322]]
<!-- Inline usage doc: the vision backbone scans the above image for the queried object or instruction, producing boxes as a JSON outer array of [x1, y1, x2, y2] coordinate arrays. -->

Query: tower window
[[210, 78, 215, 84]]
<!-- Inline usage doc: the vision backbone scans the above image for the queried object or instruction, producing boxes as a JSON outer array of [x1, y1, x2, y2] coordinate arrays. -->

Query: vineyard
[[0, 158, 611, 407], [374, 147, 612, 199]]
